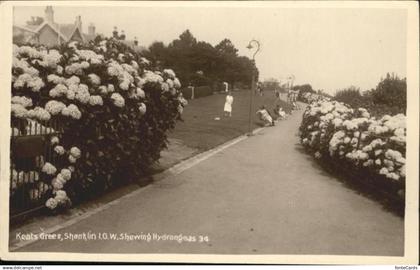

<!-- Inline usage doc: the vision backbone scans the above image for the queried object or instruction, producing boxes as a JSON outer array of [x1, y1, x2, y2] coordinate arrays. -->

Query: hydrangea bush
[[299, 99, 406, 201], [11, 38, 187, 211]]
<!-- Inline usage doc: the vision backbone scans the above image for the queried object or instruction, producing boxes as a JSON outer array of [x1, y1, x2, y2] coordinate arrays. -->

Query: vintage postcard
[[0, 0, 418, 265]]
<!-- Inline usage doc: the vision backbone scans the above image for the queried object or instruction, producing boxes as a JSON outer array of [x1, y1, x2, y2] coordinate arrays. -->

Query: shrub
[[299, 99, 406, 202], [194, 86, 213, 98], [334, 86, 367, 108], [180, 87, 193, 99], [11, 38, 188, 211]]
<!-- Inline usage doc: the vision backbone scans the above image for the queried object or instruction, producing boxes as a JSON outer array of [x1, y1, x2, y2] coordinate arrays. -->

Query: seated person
[[273, 104, 287, 120], [256, 105, 275, 126]]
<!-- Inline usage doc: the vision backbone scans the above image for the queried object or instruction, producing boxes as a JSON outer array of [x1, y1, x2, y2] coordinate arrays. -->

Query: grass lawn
[[168, 89, 294, 151]]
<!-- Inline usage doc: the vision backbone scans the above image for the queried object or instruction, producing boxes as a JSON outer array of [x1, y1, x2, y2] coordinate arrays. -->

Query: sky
[[13, 5, 407, 95]]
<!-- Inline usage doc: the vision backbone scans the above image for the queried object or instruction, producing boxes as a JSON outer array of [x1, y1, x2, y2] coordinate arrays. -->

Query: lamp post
[[246, 39, 260, 136]]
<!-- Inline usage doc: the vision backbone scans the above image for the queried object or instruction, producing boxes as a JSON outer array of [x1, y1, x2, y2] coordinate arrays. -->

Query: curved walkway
[[13, 108, 404, 255]]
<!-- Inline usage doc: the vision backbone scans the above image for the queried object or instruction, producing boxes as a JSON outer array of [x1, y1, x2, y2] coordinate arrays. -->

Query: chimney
[[112, 26, 118, 39], [134, 36, 138, 46], [45, 6, 54, 23], [120, 30, 126, 40], [88, 23, 96, 36], [75, 15, 82, 31]]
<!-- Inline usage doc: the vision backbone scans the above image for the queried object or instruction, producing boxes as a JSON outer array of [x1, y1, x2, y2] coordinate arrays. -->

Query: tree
[[371, 73, 406, 113], [334, 86, 366, 107], [144, 41, 168, 67], [293, 84, 314, 93], [262, 78, 280, 92], [144, 30, 257, 89], [292, 84, 315, 99], [170, 29, 197, 49], [215, 38, 238, 56]]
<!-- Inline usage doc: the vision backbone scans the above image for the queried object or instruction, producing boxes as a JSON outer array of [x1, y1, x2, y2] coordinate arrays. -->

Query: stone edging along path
[[9, 126, 267, 251]]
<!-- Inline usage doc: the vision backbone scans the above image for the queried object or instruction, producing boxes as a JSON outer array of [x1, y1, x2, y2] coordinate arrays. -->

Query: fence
[[10, 119, 63, 221]]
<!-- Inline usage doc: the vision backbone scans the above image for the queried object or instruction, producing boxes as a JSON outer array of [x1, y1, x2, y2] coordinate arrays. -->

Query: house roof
[[15, 21, 91, 43], [56, 23, 77, 40], [35, 21, 68, 41], [15, 25, 38, 33]]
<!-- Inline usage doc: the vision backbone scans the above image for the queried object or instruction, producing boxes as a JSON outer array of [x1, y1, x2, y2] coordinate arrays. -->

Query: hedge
[[10, 38, 188, 212], [181, 85, 213, 100], [299, 99, 406, 210]]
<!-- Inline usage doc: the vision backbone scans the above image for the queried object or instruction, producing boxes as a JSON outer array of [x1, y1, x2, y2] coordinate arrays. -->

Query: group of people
[[256, 104, 287, 126], [223, 90, 288, 127], [287, 89, 300, 110]]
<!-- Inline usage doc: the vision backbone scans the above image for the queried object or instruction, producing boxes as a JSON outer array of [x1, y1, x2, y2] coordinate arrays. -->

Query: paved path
[[14, 109, 404, 255]]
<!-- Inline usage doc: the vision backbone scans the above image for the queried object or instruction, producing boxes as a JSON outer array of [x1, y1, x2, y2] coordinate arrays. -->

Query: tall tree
[[215, 38, 238, 56], [371, 73, 406, 113], [170, 29, 197, 49]]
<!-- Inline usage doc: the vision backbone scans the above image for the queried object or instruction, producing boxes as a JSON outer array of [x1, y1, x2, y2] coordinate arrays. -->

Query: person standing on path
[[224, 91, 234, 117]]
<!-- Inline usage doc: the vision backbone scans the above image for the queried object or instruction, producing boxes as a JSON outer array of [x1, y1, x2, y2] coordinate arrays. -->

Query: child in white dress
[[224, 91, 234, 117]]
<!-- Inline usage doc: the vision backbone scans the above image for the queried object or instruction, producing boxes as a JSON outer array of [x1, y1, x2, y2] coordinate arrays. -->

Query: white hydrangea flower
[[65, 76, 81, 87], [45, 100, 66, 115], [88, 73, 101, 85], [61, 168, 72, 181], [160, 82, 169, 92], [119, 81, 130, 91], [42, 162, 57, 175], [11, 96, 33, 108], [173, 78, 181, 89], [63, 104, 82, 120], [45, 198, 58, 209], [66, 89, 76, 100], [51, 178, 64, 190], [163, 69, 176, 79], [55, 190, 68, 203], [56, 173, 66, 184], [56, 65, 63, 74], [111, 93, 125, 107], [70, 146, 81, 159], [379, 167, 389, 175], [11, 104, 28, 118], [69, 155, 77, 164], [47, 74, 65, 85], [89, 95, 104, 106], [143, 70, 164, 84], [99, 85, 108, 95], [51, 136, 60, 145], [136, 88, 145, 98], [27, 107, 51, 121], [75, 84, 91, 104], [139, 103, 147, 115], [54, 145, 65, 155]]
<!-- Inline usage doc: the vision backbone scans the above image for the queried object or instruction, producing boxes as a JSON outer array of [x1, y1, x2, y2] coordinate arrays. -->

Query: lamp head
[[246, 43, 253, 50]]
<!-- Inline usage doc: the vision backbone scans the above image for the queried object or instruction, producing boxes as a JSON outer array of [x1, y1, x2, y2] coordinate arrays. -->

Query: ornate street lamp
[[246, 39, 261, 136]]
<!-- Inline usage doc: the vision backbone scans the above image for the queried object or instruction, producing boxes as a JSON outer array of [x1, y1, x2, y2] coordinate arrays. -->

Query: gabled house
[[13, 6, 97, 47]]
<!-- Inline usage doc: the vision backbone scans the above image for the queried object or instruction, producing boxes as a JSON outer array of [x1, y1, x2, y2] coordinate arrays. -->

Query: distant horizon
[[13, 5, 407, 95]]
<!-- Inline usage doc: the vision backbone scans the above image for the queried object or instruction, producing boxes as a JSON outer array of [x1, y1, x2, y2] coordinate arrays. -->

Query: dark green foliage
[[334, 74, 406, 116], [143, 30, 257, 90]]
